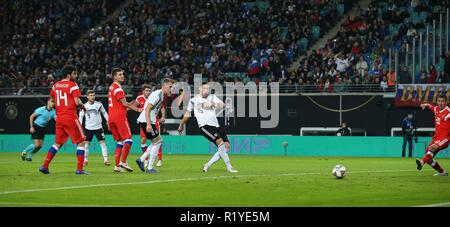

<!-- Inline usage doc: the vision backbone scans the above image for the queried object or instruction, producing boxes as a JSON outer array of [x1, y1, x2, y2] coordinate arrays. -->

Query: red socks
[[422, 151, 434, 164], [431, 160, 444, 173], [115, 142, 124, 166], [43, 145, 58, 168], [121, 139, 133, 164], [77, 154, 84, 171], [43, 152, 55, 169]]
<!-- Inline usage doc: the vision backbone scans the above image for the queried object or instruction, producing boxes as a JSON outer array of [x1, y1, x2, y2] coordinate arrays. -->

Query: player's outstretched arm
[[420, 103, 432, 110], [177, 112, 191, 134], [119, 98, 143, 112], [212, 96, 225, 110]]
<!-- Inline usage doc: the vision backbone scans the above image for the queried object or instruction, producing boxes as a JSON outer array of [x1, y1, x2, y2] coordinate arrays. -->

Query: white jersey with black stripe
[[137, 89, 163, 124], [187, 94, 221, 128], [79, 101, 108, 130]]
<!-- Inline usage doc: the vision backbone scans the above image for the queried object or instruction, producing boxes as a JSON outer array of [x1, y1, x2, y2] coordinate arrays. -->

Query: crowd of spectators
[[288, 0, 450, 93], [0, 0, 124, 91], [1, 0, 449, 95], [1, 0, 349, 94]]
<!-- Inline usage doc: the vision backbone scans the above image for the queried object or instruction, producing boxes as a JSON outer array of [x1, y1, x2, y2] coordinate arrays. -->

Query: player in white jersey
[[135, 78, 175, 173], [177, 83, 238, 173], [79, 90, 109, 166]]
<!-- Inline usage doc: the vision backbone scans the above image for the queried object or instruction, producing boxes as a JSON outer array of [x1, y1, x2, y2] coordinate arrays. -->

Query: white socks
[[84, 142, 108, 161], [147, 140, 162, 170], [140, 139, 163, 170], [206, 152, 221, 167], [217, 143, 232, 169], [84, 143, 90, 161], [100, 142, 108, 161]]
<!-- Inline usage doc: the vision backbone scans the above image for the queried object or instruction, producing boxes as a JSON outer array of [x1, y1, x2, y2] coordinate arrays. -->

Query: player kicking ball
[[132, 84, 165, 168], [177, 83, 238, 173], [135, 78, 174, 173], [39, 65, 88, 175], [79, 90, 110, 166], [21, 98, 56, 162], [108, 68, 143, 173], [416, 95, 449, 176]]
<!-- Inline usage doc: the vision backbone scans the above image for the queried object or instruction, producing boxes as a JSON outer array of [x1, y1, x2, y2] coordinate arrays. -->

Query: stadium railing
[[300, 127, 367, 136], [390, 127, 435, 136], [0, 85, 396, 96]]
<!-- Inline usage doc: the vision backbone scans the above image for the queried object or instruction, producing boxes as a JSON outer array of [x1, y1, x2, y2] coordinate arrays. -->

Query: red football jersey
[[108, 82, 127, 122], [134, 95, 147, 109], [50, 79, 81, 120], [430, 105, 450, 139]]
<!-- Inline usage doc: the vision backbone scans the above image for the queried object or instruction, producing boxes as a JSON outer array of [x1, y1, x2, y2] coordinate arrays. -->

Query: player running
[[39, 65, 88, 175], [108, 68, 143, 173], [132, 84, 166, 168], [135, 78, 174, 173], [177, 83, 238, 173], [79, 90, 109, 166], [416, 95, 449, 176], [21, 98, 56, 162]]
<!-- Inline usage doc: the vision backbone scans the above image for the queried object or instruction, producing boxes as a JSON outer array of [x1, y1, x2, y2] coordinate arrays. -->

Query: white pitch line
[[0, 169, 420, 196], [413, 202, 450, 207]]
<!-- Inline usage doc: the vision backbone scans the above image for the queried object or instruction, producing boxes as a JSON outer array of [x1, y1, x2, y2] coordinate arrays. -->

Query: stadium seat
[[312, 26, 320, 40], [419, 12, 428, 21], [337, 4, 345, 17], [299, 37, 309, 51], [280, 27, 288, 41], [225, 72, 234, 79], [257, 1, 269, 11], [270, 21, 278, 29], [436, 63, 442, 72]]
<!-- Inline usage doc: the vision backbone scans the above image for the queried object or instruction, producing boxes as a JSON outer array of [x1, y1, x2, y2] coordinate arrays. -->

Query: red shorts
[[139, 120, 160, 138], [427, 137, 449, 154], [109, 120, 132, 141], [55, 118, 86, 144]]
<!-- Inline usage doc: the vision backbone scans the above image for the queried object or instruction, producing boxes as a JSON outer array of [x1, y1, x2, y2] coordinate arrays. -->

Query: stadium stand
[[1, 0, 448, 95], [294, 0, 450, 92], [1, 0, 351, 94], [0, 0, 124, 92]]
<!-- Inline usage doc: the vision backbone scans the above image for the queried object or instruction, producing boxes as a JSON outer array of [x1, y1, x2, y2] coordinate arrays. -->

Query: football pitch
[[0, 152, 449, 207]]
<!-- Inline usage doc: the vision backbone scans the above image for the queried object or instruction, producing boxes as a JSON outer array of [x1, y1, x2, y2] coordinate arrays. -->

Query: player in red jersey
[[108, 68, 143, 173], [132, 84, 166, 168], [416, 95, 449, 176], [39, 65, 88, 175]]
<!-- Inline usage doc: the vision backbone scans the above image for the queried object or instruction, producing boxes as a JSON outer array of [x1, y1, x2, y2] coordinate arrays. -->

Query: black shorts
[[138, 123, 159, 140], [199, 125, 229, 145], [85, 128, 105, 142], [31, 124, 46, 140]]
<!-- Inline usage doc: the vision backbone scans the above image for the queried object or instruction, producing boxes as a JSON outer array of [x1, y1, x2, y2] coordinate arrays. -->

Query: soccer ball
[[332, 165, 347, 179]]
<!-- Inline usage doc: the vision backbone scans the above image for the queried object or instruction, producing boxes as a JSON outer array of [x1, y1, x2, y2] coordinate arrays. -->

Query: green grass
[[0, 152, 449, 207]]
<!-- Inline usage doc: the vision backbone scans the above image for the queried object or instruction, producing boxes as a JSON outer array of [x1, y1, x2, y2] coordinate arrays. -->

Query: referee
[[20, 99, 56, 161]]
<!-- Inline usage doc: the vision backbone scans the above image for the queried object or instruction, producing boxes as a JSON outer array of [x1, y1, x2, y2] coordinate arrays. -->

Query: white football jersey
[[137, 89, 163, 124], [79, 101, 108, 130], [187, 94, 221, 128]]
